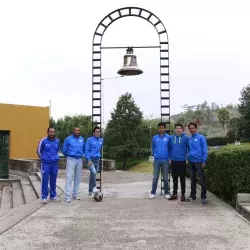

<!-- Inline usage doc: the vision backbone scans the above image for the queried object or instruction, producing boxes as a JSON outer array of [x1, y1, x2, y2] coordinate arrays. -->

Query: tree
[[238, 84, 250, 140], [211, 102, 220, 111], [55, 115, 92, 145], [192, 109, 204, 127], [217, 108, 230, 132], [227, 117, 243, 142], [103, 93, 143, 169], [49, 117, 57, 128], [176, 116, 188, 128]]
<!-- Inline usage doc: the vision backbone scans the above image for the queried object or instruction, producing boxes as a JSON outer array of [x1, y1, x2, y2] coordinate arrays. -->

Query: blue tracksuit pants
[[41, 162, 58, 200]]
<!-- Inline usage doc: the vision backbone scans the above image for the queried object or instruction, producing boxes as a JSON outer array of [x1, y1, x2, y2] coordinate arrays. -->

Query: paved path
[[0, 170, 250, 250]]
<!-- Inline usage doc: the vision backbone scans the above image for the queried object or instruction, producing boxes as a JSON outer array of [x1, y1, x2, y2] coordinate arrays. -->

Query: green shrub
[[206, 137, 229, 146], [206, 145, 250, 207]]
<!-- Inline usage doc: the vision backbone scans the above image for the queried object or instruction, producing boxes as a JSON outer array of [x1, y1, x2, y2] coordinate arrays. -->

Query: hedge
[[206, 145, 250, 207], [206, 137, 229, 146]]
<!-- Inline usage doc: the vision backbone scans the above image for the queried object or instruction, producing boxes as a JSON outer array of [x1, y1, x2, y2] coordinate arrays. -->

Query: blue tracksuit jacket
[[170, 133, 189, 161], [62, 134, 85, 159], [85, 136, 103, 161], [188, 133, 208, 163], [37, 137, 60, 163], [152, 133, 171, 160]]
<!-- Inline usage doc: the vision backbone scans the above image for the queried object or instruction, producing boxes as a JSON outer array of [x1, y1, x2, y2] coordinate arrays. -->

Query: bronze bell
[[117, 47, 143, 76]]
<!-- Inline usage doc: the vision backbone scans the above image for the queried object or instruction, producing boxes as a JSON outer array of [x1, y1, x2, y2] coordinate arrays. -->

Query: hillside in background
[[170, 101, 240, 137]]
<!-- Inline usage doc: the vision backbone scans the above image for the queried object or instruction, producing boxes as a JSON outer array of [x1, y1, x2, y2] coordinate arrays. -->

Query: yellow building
[[0, 103, 49, 160]]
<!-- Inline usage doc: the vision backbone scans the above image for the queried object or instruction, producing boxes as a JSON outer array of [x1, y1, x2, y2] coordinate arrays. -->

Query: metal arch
[[92, 6, 170, 131], [92, 7, 170, 194], [93, 7, 169, 45]]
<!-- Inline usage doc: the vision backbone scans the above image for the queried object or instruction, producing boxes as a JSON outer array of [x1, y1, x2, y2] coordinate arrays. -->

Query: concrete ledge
[[58, 158, 116, 171], [0, 179, 20, 189], [102, 159, 116, 171], [9, 159, 40, 177], [0, 199, 44, 235], [58, 157, 87, 169], [236, 193, 250, 222], [237, 193, 250, 203]]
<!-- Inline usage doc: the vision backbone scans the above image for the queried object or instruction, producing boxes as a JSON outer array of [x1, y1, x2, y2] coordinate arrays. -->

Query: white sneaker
[[65, 198, 71, 203], [149, 194, 155, 199], [41, 199, 47, 204], [165, 194, 170, 199], [93, 187, 98, 193], [50, 197, 60, 202]]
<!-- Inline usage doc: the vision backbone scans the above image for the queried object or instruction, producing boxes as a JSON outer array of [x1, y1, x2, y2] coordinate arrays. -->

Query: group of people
[[37, 126, 103, 204], [150, 122, 208, 204], [37, 121, 208, 205]]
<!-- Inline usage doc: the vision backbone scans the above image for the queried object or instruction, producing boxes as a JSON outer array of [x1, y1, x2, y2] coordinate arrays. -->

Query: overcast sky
[[0, 0, 249, 124]]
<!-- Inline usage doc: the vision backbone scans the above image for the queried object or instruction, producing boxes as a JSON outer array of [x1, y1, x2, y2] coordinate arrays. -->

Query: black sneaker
[[201, 198, 207, 204], [181, 195, 185, 202], [189, 196, 196, 201]]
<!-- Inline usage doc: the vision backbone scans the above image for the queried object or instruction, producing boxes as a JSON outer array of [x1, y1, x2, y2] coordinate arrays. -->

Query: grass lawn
[[225, 143, 250, 149], [130, 161, 153, 174]]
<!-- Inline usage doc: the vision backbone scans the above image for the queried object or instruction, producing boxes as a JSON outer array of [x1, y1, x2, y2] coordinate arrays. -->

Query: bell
[[117, 47, 143, 76]]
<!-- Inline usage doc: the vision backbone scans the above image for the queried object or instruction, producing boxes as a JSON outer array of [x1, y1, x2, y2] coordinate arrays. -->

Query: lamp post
[[49, 100, 51, 119], [149, 126, 152, 153]]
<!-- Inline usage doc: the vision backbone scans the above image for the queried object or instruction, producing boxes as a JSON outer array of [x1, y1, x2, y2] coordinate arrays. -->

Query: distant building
[[0, 103, 49, 178]]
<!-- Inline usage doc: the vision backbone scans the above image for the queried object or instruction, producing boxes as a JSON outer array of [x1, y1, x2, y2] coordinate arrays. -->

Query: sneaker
[[50, 197, 60, 202], [72, 196, 80, 200], [165, 194, 171, 199], [189, 196, 196, 201], [181, 195, 186, 202], [65, 198, 71, 203], [201, 198, 207, 204], [41, 199, 47, 204], [149, 194, 155, 199], [168, 194, 178, 200], [93, 187, 98, 193]]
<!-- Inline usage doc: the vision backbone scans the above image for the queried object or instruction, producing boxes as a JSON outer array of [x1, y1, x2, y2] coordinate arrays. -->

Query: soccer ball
[[93, 191, 103, 202]]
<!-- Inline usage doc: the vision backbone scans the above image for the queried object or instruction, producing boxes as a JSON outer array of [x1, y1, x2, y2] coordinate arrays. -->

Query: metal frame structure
[[92, 7, 170, 194]]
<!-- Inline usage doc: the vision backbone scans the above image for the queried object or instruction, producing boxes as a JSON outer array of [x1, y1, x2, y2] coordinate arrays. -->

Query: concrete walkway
[[0, 170, 250, 250]]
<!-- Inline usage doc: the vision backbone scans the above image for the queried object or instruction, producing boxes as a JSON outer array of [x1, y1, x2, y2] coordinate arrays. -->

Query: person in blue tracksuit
[[85, 126, 103, 195], [149, 122, 171, 199], [168, 123, 189, 202], [62, 127, 85, 202], [37, 127, 60, 204], [188, 122, 208, 204]]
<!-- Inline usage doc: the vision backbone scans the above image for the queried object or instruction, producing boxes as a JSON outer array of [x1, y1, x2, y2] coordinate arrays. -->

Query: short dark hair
[[158, 122, 166, 128], [47, 127, 55, 133], [93, 126, 101, 133], [188, 122, 197, 129], [73, 127, 80, 130], [175, 123, 184, 129]]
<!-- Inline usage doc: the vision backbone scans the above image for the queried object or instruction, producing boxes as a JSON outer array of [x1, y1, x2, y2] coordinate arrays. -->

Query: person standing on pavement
[[168, 124, 189, 202], [85, 126, 103, 196], [149, 122, 171, 199], [62, 127, 85, 203], [37, 127, 60, 204], [188, 122, 208, 204]]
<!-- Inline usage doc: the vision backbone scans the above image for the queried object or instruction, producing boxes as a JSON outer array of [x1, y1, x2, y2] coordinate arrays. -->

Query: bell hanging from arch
[[117, 47, 143, 76]]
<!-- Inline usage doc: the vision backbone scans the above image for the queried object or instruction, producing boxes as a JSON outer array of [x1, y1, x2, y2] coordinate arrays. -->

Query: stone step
[[28, 174, 41, 199], [0, 185, 12, 217], [36, 172, 64, 195], [12, 180, 25, 209], [20, 178, 37, 204], [0, 199, 45, 235]]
